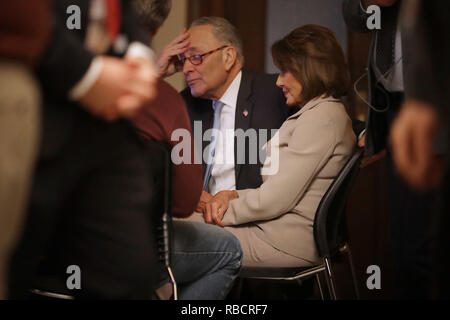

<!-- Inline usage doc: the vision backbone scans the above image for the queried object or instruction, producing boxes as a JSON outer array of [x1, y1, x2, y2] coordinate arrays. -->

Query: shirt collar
[[213, 70, 242, 110]]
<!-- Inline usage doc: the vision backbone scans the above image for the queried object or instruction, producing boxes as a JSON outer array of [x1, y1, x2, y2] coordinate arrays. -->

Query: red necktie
[[106, 0, 121, 41]]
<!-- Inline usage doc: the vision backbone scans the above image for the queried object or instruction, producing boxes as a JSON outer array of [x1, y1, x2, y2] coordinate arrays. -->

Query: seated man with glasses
[[158, 16, 292, 211]]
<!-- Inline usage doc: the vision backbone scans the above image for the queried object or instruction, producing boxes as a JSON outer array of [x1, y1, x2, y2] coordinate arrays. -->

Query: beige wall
[[151, 0, 188, 92], [265, 0, 347, 74]]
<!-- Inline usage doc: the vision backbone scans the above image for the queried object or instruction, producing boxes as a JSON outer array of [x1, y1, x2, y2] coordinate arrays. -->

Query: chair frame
[[237, 148, 364, 300], [152, 141, 178, 300]]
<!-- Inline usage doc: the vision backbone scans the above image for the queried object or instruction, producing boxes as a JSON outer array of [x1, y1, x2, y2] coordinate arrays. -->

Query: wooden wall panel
[[344, 30, 393, 299]]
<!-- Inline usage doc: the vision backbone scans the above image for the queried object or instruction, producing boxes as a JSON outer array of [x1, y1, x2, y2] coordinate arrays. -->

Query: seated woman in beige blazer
[[202, 25, 356, 267]]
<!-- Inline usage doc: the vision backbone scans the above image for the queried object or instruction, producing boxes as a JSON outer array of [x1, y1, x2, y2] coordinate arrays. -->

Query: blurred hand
[[204, 191, 238, 227], [195, 190, 213, 213], [358, 133, 387, 168], [390, 99, 443, 191], [156, 28, 190, 78], [119, 56, 158, 117], [79, 56, 157, 121]]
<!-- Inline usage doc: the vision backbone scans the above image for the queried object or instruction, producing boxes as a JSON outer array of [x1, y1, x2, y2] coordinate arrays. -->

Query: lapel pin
[[243, 109, 249, 117]]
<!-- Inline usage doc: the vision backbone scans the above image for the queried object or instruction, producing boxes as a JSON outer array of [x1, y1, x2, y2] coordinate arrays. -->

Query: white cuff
[[68, 56, 104, 101], [125, 41, 156, 62], [358, 128, 366, 141]]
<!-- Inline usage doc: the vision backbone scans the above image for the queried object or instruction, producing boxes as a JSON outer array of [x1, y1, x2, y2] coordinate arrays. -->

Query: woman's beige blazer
[[222, 96, 356, 263]]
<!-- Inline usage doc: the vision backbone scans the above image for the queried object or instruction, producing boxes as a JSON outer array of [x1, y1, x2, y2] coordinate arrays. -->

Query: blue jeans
[[170, 221, 242, 300]]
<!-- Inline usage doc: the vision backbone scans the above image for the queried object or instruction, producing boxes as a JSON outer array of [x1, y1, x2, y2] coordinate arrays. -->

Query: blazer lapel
[[287, 95, 340, 120], [234, 68, 255, 184]]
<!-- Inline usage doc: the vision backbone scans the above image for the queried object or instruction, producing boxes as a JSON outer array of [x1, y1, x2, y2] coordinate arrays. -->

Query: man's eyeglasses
[[174, 45, 228, 67]]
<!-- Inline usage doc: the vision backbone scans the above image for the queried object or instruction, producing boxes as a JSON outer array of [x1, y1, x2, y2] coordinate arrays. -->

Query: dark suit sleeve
[[400, 0, 450, 155], [36, 0, 151, 101], [402, 1, 450, 114], [342, 0, 372, 33], [35, 6, 94, 101], [401, 19, 437, 108]]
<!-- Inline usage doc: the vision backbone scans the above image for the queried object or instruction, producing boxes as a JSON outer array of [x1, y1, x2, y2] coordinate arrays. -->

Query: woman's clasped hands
[[195, 190, 239, 227]]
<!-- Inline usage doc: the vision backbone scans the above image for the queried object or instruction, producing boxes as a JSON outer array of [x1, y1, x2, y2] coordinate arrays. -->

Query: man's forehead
[[188, 24, 214, 37]]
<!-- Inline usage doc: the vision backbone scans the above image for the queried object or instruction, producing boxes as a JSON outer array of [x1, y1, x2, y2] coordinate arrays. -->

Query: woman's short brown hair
[[271, 24, 350, 102]]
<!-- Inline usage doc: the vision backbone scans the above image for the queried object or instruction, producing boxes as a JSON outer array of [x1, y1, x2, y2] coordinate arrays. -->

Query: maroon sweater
[[0, 0, 51, 66], [132, 78, 203, 218]]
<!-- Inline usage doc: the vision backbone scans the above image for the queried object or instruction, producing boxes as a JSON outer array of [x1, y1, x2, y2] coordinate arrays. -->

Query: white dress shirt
[[208, 71, 242, 195]]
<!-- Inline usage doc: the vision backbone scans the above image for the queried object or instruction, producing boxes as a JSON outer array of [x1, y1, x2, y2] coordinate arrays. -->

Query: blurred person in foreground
[[343, 0, 441, 298], [0, 0, 51, 299], [390, 0, 450, 298], [8, 0, 160, 299]]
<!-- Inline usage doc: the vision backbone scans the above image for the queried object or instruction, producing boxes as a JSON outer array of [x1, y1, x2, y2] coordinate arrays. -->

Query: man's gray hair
[[190, 16, 244, 64], [133, 0, 172, 34]]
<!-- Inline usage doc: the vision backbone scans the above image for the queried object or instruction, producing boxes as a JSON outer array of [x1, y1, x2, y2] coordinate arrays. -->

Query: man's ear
[[223, 46, 237, 71]]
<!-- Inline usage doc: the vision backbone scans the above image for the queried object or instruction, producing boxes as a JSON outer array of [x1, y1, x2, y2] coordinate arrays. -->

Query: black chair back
[[144, 140, 173, 269], [313, 148, 364, 258]]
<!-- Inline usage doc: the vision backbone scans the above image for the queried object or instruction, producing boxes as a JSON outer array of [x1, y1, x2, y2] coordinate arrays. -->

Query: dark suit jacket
[[0, 0, 51, 66], [343, 0, 407, 156], [36, 0, 149, 159], [402, 0, 450, 299], [401, 0, 450, 115], [8, 0, 159, 299], [181, 67, 292, 190]]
